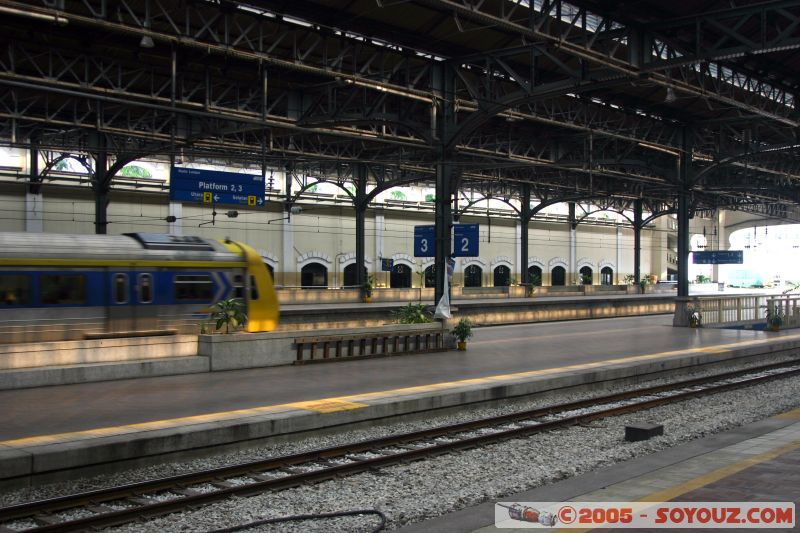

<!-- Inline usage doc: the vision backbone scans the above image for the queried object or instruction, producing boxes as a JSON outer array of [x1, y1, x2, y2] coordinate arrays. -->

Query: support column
[[520, 184, 531, 285], [375, 208, 384, 286], [615, 224, 622, 284], [26, 142, 42, 232], [90, 134, 110, 235], [355, 163, 368, 292], [633, 199, 643, 285], [569, 203, 577, 285], [677, 129, 692, 298], [433, 63, 456, 305], [168, 202, 182, 235], [282, 164, 295, 287]]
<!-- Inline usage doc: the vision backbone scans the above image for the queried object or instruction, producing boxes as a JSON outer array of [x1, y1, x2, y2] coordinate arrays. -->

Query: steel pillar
[[434, 64, 456, 304], [520, 184, 531, 285], [677, 129, 693, 298], [91, 135, 109, 235]]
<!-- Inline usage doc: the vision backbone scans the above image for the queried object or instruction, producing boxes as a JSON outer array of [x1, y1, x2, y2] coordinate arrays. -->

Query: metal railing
[[681, 294, 799, 329]]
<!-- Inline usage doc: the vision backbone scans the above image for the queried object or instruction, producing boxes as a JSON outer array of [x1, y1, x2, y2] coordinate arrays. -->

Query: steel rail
[[1, 360, 799, 532]]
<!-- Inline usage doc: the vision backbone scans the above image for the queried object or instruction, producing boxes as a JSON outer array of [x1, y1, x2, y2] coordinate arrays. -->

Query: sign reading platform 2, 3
[[692, 250, 744, 264], [170, 167, 264, 207]]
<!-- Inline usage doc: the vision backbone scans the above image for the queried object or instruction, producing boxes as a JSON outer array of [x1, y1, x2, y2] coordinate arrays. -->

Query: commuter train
[[0, 232, 279, 343]]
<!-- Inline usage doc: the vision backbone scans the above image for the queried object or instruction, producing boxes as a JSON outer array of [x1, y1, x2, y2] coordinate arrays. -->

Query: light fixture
[[665, 87, 676, 103], [140, 35, 155, 48]]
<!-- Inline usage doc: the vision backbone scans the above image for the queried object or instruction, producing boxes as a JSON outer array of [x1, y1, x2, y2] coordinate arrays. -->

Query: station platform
[[2, 315, 800, 485], [400, 409, 800, 532]]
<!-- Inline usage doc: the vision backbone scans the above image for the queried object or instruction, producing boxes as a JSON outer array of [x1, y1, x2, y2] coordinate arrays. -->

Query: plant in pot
[[451, 318, 474, 351], [210, 297, 247, 334], [765, 307, 785, 332], [686, 305, 702, 328], [362, 275, 374, 303]]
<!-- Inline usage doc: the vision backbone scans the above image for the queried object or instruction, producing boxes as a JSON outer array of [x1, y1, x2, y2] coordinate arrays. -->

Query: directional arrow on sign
[[214, 194, 220, 202]]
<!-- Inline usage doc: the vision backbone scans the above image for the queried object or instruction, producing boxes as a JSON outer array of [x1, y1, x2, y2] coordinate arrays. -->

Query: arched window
[[579, 266, 593, 285], [464, 265, 483, 287], [390, 264, 411, 288], [551, 266, 566, 286], [343, 264, 367, 288], [493, 265, 510, 287], [601, 266, 614, 286], [424, 265, 436, 288], [301, 263, 327, 288], [528, 265, 542, 286]]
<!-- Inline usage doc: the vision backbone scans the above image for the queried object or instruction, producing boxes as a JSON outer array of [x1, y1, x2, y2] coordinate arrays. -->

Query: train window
[[139, 274, 153, 303], [114, 274, 128, 304], [174, 275, 214, 301], [41, 275, 86, 305], [0, 275, 31, 305], [249, 276, 259, 300], [233, 274, 244, 299]]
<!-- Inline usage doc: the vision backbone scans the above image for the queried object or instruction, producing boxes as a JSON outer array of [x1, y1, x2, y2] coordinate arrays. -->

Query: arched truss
[[297, 251, 332, 269]]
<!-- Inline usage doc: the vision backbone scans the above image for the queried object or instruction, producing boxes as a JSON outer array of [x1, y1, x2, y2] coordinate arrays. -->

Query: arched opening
[[464, 265, 483, 287], [601, 266, 614, 285], [301, 263, 327, 288], [528, 265, 542, 286], [424, 265, 436, 288], [343, 264, 367, 288], [551, 266, 566, 286], [493, 265, 510, 287], [579, 266, 593, 285], [390, 264, 411, 288]]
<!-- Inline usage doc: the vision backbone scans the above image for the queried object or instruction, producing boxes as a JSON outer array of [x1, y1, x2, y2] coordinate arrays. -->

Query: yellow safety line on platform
[[3, 335, 800, 449], [555, 425, 800, 533]]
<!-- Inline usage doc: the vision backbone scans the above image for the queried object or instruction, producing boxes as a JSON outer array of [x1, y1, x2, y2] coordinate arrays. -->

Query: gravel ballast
[[2, 357, 800, 532]]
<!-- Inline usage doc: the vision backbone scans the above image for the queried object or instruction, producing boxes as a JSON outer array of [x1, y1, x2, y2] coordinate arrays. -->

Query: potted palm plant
[[451, 318, 474, 350], [362, 275, 374, 303], [210, 298, 247, 333], [765, 307, 784, 332]]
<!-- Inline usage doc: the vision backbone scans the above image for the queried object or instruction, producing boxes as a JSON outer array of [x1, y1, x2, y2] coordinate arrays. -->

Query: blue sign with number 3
[[414, 225, 435, 257]]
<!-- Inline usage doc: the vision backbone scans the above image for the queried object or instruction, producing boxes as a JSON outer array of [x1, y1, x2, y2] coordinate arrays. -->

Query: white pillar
[[168, 202, 182, 235], [569, 226, 577, 284], [25, 192, 43, 232], [282, 208, 295, 287]]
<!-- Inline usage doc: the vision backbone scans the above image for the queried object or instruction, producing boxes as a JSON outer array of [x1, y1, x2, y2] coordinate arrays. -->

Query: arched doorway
[[343, 264, 367, 288], [579, 266, 593, 285], [601, 266, 614, 285], [528, 265, 542, 286], [464, 265, 482, 287], [390, 264, 411, 288], [493, 265, 510, 287], [424, 265, 436, 287], [301, 263, 327, 288], [551, 266, 566, 286]]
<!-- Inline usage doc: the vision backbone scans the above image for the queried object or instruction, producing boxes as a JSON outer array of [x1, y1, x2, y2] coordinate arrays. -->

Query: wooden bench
[[294, 328, 446, 364]]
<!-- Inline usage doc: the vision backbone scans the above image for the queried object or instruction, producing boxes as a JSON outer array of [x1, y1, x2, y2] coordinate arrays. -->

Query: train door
[[135, 272, 158, 331], [109, 271, 134, 332]]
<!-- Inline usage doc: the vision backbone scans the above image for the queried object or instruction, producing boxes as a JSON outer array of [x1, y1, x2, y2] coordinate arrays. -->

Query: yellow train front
[[0, 232, 279, 343]]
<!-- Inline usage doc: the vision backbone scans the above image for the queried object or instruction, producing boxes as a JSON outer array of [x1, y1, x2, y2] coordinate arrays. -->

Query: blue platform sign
[[170, 167, 264, 207], [693, 250, 743, 264], [453, 224, 479, 257], [414, 225, 435, 257], [381, 258, 394, 271]]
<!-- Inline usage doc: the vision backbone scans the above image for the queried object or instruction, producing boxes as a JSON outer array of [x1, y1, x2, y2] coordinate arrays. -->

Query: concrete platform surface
[[399, 409, 800, 533], [2, 315, 800, 481]]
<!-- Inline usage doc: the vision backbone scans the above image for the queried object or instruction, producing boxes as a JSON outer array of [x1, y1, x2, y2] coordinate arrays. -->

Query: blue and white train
[[0, 232, 279, 343]]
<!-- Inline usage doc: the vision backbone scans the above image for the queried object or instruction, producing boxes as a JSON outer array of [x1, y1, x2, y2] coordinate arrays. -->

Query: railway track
[[2, 361, 799, 533]]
